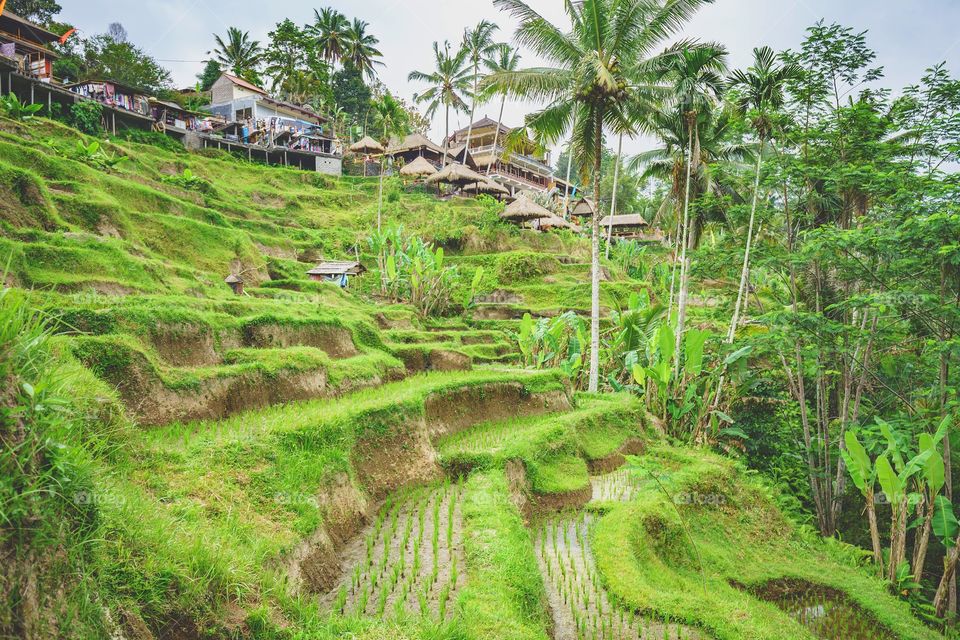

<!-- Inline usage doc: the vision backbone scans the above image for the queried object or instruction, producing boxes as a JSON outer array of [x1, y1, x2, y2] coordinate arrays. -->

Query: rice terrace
[[0, 0, 958, 639]]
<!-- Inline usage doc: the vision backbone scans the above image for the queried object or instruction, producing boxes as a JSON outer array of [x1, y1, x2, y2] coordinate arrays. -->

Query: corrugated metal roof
[[307, 261, 365, 275]]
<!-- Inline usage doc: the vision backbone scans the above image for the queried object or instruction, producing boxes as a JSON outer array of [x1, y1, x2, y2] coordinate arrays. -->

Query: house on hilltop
[[445, 117, 572, 198], [0, 10, 59, 81], [203, 73, 342, 174]]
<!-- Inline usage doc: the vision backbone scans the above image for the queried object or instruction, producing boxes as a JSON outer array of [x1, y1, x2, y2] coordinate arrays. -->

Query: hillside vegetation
[[0, 114, 942, 640]]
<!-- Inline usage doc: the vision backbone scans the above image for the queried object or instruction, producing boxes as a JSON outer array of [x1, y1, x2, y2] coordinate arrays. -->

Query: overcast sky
[[60, 1, 960, 157]]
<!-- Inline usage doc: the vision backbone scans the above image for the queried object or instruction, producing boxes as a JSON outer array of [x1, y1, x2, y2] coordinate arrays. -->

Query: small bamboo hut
[[224, 274, 244, 295], [501, 194, 553, 225], [599, 214, 652, 239], [535, 214, 580, 232], [570, 197, 597, 219], [349, 136, 385, 177], [399, 155, 438, 179], [307, 261, 366, 288]]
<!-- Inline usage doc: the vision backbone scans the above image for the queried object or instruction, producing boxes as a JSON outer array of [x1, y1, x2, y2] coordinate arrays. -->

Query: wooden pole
[[112, 112, 116, 136]]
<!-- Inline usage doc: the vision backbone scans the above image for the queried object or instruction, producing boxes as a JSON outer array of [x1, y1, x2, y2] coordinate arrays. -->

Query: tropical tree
[[310, 7, 350, 66], [458, 20, 500, 163], [263, 19, 311, 95], [213, 27, 263, 84], [488, 0, 714, 393], [371, 93, 411, 232], [344, 18, 385, 80], [725, 46, 798, 343], [408, 41, 472, 166], [658, 44, 728, 369], [483, 43, 521, 174]]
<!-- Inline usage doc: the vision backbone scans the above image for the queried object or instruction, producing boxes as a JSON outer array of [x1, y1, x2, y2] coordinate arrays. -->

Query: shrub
[[116, 129, 185, 153], [70, 101, 103, 135], [496, 252, 558, 282], [160, 168, 213, 193]]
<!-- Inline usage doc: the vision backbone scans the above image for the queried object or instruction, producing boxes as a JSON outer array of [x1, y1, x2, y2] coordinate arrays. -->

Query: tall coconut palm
[[725, 46, 798, 343], [345, 18, 385, 80], [659, 44, 728, 369], [459, 20, 500, 163], [213, 27, 263, 83], [483, 43, 521, 175], [633, 106, 751, 249], [408, 41, 472, 166], [372, 93, 410, 232], [310, 7, 350, 66], [488, 0, 712, 393]]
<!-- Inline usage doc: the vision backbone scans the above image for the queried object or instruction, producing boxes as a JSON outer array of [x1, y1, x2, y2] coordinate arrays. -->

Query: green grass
[[591, 444, 942, 640], [457, 470, 551, 640]]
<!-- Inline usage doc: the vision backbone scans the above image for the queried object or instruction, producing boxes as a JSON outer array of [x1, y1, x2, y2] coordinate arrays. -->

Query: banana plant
[[872, 416, 951, 583], [842, 430, 883, 572]]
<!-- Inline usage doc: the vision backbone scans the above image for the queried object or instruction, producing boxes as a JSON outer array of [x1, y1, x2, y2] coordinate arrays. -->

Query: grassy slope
[[0, 114, 937, 640], [592, 445, 940, 640]]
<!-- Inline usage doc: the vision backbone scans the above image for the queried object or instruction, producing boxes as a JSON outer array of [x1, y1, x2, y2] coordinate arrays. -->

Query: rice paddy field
[[0, 114, 945, 640]]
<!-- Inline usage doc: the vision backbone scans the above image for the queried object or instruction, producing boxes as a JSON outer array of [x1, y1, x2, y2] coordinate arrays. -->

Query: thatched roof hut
[[501, 194, 553, 222], [536, 215, 580, 232], [388, 132, 443, 155], [570, 197, 597, 218], [348, 136, 385, 155], [462, 178, 509, 196], [426, 162, 486, 187], [399, 155, 438, 178]]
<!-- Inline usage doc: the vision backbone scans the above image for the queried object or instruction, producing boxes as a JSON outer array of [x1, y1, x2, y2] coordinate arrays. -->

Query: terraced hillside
[[0, 115, 940, 640]]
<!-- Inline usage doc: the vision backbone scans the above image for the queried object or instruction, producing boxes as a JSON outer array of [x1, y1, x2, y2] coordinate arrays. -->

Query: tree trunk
[[376, 159, 385, 233], [727, 138, 764, 343], [913, 495, 934, 583], [442, 104, 450, 168], [489, 95, 506, 176], [605, 133, 623, 260], [935, 537, 960, 619], [588, 121, 603, 393], [888, 497, 909, 583], [865, 489, 883, 575], [675, 121, 696, 374], [462, 65, 478, 164], [563, 135, 574, 217]]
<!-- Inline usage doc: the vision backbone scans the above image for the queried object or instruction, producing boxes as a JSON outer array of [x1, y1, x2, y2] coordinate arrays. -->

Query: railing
[[470, 144, 553, 174]]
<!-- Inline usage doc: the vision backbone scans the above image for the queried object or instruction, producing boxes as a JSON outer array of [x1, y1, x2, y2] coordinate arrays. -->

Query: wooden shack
[[307, 261, 366, 288]]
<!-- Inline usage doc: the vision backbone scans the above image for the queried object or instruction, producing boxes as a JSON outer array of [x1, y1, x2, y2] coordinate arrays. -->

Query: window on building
[[236, 108, 253, 121]]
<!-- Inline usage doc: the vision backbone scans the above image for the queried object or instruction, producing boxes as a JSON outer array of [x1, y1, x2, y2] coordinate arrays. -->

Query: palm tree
[[345, 18, 385, 80], [459, 20, 500, 163], [371, 93, 410, 232], [310, 7, 350, 66], [483, 43, 521, 175], [213, 27, 263, 83], [488, 0, 711, 393], [408, 41, 472, 166], [659, 44, 728, 368], [725, 46, 798, 343]]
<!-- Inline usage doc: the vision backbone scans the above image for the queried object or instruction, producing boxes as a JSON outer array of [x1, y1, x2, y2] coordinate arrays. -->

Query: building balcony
[[470, 144, 553, 175]]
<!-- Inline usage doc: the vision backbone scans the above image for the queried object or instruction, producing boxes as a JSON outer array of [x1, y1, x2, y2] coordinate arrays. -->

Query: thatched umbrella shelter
[[426, 162, 487, 190], [462, 178, 509, 197], [501, 194, 553, 224], [399, 155, 438, 179], [349, 136, 385, 155]]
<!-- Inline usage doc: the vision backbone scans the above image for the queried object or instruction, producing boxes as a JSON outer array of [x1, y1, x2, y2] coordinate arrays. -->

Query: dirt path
[[535, 470, 703, 640], [319, 481, 465, 622]]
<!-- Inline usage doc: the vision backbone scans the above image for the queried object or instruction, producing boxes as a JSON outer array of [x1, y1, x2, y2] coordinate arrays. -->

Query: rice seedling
[[319, 481, 466, 622]]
